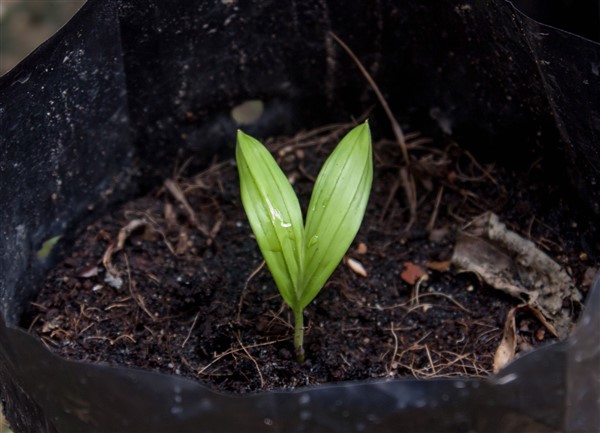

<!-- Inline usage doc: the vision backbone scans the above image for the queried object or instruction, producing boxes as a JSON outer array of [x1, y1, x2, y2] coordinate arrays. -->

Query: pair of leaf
[[236, 122, 373, 315]]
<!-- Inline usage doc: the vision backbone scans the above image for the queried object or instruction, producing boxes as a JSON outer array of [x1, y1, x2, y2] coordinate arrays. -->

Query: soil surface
[[28, 123, 598, 393]]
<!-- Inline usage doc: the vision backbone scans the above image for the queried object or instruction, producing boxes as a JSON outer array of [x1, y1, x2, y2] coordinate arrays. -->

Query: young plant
[[236, 122, 373, 362]]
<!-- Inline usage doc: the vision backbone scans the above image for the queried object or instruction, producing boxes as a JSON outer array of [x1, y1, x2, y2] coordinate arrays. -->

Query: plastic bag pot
[[1, 1, 599, 432]]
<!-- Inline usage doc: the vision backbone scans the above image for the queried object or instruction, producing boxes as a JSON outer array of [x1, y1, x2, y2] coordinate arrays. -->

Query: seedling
[[236, 123, 373, 362]]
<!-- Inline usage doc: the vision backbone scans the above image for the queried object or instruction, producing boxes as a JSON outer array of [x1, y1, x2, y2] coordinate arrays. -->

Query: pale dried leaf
[[347, 257, 368, 277], [493, 306, 517, 373], [452, 212, 578, 338]]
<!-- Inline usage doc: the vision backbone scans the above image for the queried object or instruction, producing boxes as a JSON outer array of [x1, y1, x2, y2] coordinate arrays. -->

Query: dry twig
[[330, 32, 418, 228], [234, 332, 265, 388]]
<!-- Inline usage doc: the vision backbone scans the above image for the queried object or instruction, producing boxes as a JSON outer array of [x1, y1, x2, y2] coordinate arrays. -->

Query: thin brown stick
[[379, 176, 401, 223], [406, 137, 434, 149], [235, 332, 265, 388], [264, 303, 294, 333], [78, 323, 96, 336], [424, 344, 437, 375], [182, 311, 201, 348], [173, 156, 194, 181], [426, 186, 445, 232], [197, 337, 289, 375], [400, 167, 417, 229], [388, 322, 400, 376], [124, 254, 157, 321], [141, 211, 178, 256], [102, 219, 148, 275], [273, 120, 357, 154], [27, 314, 41, 333], [329, 32, 408, 163], [417, 292, 474, 314], [237, 260, 266, 322], [331, 32, 420, 229], [164, 178, 211, 238], [462, 149, 501, 187]]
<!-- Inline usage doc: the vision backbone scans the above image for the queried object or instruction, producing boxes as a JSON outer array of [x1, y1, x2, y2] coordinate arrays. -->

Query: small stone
[[357, 242, 368, 254], [535, 328, 545, 341]]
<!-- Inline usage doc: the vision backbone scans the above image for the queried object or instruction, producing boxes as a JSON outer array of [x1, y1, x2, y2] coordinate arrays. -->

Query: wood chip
[[347, 257, 368, 277], [425, 260, 451, 272]]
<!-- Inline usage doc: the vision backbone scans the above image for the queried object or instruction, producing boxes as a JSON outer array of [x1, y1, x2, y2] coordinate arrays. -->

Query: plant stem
[[293, 308, 305, 363]]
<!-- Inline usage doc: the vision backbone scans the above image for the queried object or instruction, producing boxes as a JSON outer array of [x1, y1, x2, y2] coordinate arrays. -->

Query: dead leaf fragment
[[451, 212, 578, 338], [401, 262, 425, 285], [493, 302, 558, 373], [493, 307, 517, 373]]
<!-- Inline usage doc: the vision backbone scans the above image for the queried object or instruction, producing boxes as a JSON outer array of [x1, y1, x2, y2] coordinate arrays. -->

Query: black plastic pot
[[1, 1, 599, 432]]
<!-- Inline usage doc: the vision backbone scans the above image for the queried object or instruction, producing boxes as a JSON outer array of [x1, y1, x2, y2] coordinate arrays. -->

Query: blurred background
[[0, 0, 85, 75]]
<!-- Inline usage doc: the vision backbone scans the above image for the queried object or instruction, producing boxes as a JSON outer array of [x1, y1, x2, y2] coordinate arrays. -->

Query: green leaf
[[36, 235, 61, 260], [236, 130, 305, 308], [300, 122, 373, 309]]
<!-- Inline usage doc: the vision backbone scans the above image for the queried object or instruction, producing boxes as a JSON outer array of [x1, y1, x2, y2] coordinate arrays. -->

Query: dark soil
[[28, 123, 598, 393]]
